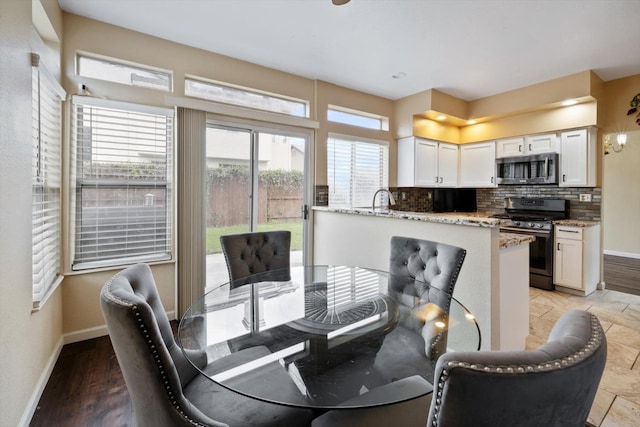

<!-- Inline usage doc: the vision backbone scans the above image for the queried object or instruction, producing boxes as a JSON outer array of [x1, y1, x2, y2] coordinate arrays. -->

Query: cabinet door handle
[[529, 144, 532, 151], [557, 243, 560, 251], [439, 177, 443, 183], [491, 176, 494, 183], [562, 174, 566, 182], [519, 145, 522, 152], [435, 176, 438, 183]]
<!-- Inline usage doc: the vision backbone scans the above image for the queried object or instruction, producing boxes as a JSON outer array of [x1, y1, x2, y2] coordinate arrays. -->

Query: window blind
[[71, 96, 174, 270], [327, 134, 389, 208], [32, 54, 65, 307]]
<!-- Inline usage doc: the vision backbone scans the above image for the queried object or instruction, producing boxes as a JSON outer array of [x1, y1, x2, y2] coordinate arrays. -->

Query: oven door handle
[[500, 226, 552, 236]]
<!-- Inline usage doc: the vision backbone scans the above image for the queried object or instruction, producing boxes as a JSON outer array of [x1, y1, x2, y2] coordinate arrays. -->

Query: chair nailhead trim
[[429, 313, 604, 427], [130, 305, 208, 427]]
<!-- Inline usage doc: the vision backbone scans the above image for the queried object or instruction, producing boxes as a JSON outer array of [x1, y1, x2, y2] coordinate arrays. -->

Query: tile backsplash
[[319, 185, 601, 221], [389, 187, 434, 212], [477, 186, 601, 221]]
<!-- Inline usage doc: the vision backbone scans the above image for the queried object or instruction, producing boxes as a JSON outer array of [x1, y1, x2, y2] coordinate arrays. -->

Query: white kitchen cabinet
[[496, 137, 525, 158], [437, 143, 459, 186], [525, 133, 558, 155], [459, 141, 496, 187], [496, 134, 557, 158], [554, 224, 600, 295], [559, 128, 597, 187], [397, 137, 458, 187]]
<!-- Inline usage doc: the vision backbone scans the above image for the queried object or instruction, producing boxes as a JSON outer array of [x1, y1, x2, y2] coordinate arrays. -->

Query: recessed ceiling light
[[392, 72, 406, 79], [436, 115, 446, 121], [466, 119, 477, 125], [562, 99, 578, 106]]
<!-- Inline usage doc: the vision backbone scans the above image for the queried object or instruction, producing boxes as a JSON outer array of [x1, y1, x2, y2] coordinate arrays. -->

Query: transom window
[[71, 96, 174, 270], [185, 76, 309, 118], [77, 52, 172, 92], [327, 105, 389, 131], [327, 134, 389, 209]]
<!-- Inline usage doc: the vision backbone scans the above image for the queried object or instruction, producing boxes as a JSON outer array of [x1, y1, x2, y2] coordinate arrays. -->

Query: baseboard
[[18, 336, 64, 427], [64, 324, 109, 345], [63, 310, 177, 344], [604, 250, 640, 259]]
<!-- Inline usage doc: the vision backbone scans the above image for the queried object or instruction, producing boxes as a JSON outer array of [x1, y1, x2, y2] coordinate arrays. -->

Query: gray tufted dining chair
[[319, 310, 606, 427], [427, 309, 607, 427], [386, 236, 467, 361], [388, 236, 466, 310], [357, 236, 466, 413], [100, 263, 314, 427], [220, 230, 291, 288]]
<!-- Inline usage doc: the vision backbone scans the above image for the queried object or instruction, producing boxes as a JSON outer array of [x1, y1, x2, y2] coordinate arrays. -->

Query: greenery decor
[[628, 93, 640, 126]]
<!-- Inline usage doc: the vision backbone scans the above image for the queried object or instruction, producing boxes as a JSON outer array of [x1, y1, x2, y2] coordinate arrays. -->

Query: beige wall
[[602, 75, 640, 256], [0, 2, 65, 426], [62, 13, 316, 113]]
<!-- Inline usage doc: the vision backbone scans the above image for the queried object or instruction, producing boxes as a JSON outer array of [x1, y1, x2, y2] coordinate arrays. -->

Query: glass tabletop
[[178, 265, 480, 410]]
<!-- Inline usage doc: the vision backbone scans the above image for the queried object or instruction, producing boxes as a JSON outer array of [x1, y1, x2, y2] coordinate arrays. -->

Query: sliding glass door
[[205, 121, 311, 290]]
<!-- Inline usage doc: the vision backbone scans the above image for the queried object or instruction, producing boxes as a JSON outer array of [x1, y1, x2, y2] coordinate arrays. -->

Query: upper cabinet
[[398, 128, 595, 189], [496, 137, 525, 158], [496, 134, 557, 158], [559, 128, 597, 187], [459, 141, 496, 187], [438, 143, 459, 187], [398, 137, 458, 187]]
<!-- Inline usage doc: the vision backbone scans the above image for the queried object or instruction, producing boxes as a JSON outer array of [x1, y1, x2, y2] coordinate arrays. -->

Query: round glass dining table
[[178, 265, 480, 410]]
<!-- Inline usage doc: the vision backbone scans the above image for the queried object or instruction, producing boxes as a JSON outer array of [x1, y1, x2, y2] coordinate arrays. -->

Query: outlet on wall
[[579, 193, 592, 202]]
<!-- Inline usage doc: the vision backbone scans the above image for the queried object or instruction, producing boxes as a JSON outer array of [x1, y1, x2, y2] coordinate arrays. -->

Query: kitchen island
[[312, 207, 534, 351]]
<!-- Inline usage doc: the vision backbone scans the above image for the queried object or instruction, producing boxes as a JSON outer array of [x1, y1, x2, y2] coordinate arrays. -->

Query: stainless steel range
[[493, 197, 569, 290]]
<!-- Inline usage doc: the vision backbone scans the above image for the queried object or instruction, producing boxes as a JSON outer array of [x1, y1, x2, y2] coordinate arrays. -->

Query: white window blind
[[327, 134, 389, 208], [32, 53, 65, 308], [71, 96, 174, 270]]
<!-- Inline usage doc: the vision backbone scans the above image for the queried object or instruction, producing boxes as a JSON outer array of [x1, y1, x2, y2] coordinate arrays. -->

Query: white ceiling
[[57, 0, 640, 101]]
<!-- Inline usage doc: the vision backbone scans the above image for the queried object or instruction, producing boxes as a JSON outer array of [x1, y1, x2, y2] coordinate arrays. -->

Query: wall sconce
[[604, 133, 627, 155]]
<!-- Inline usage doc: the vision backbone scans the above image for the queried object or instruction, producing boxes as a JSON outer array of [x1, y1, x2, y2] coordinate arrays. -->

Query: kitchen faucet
[[372, 188, 397, 211]]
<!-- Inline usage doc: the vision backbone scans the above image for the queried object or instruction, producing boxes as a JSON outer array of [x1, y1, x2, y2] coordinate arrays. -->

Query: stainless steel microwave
[[496, 153, 559, 185]]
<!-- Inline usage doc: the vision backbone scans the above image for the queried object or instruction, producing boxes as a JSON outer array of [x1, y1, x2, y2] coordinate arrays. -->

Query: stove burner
[[494, 198, 569, 232]]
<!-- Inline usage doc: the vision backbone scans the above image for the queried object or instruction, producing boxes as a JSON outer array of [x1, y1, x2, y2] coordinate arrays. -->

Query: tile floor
[[526, 287, 640, 426]]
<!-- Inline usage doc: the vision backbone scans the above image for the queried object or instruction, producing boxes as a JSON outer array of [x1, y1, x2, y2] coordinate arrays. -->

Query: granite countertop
[[499, 233, 536, 249], [553, 219, 601, 227], [312, 206, 502, 228]]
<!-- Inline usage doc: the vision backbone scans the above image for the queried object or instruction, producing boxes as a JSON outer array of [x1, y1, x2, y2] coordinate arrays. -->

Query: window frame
[[70, 96, 175, 271]]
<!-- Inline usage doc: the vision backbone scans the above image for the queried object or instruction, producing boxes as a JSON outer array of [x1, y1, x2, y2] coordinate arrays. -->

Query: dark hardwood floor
[[604, 254, 640, 296], [30, 257, 639, 425], [30, 322, 179, 426], [29, 332, 136, 427]]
